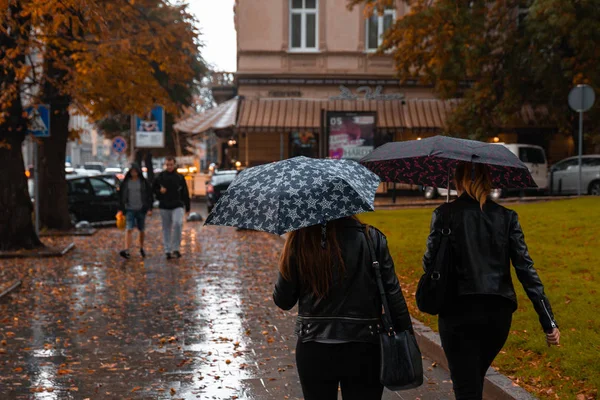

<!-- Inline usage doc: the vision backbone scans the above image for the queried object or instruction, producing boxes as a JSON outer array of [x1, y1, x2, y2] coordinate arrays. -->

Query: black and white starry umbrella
[[204, 156, 380, 235]]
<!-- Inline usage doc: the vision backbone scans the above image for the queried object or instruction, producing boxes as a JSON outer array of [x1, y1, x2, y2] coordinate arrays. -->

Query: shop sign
[[330, 85, 405, 101], [327, 111, 376, 161]]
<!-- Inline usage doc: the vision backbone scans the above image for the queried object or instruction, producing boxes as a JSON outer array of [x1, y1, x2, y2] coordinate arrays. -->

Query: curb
[[412, 318, 537, 400], [375, 196, 576, 209], [0, 242, 75, 259], [0, 280, 22, 300]]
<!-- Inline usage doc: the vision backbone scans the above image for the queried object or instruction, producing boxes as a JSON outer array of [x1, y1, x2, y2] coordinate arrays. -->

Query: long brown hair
[[279, 217, 359, 298], [455, 162, 492, 209]]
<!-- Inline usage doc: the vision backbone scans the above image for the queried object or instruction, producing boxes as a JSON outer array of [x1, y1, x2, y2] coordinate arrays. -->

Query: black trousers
[[439, 295, 514, 400], [296, 340, 384, 400]]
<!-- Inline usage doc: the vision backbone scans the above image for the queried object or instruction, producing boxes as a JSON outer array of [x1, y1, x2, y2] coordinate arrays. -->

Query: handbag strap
[[429, 204, 452, 278], [363, 227, 395, 336]]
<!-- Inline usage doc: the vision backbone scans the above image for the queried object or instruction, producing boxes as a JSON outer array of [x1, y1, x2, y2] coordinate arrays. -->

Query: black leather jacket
[[424, 194, 558, 332], [273, 218, 413, 343]]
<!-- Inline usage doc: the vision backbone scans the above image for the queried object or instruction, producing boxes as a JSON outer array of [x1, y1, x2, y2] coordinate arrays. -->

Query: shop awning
[[174, 97, 238, 135], [237, 98, 462, 132], [236, 98, 551, 132]]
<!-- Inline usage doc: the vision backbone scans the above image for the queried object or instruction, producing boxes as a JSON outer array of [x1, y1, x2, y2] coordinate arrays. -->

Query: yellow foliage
[[1, 0, 202, 124]]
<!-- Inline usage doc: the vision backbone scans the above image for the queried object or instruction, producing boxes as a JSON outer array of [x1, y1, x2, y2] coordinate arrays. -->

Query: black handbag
[[416, 204, 453, 315], [364, 228, 424, 391]]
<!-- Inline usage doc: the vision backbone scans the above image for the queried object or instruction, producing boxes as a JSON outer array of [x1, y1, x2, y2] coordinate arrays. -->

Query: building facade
[[233, 0, 573, 166]]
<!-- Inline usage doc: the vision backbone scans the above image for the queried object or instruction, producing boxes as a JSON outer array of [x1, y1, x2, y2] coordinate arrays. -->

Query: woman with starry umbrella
[[205, 157, 418, 399]]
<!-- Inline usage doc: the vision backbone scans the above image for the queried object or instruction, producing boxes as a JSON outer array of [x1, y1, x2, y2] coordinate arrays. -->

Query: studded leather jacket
[[424, 194, 558, 332], [273, 218, 413, 343]]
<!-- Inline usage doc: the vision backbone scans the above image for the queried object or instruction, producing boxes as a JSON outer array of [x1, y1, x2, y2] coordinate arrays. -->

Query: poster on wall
[[327, 111, 376, 161], [136, 106, 165, 148]]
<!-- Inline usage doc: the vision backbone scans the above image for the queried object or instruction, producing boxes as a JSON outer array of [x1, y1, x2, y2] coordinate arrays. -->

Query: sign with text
[[327, 112, 377, 161], [135, 106, 165, 148]]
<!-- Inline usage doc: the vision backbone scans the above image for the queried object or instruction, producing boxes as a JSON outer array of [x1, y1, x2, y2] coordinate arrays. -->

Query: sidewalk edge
[[411, 318, 537, 400], [0, 280, 22, 300]]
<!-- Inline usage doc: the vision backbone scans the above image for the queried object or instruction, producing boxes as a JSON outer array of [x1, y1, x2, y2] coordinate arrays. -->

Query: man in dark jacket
[[118, 163, 153, 259], [153, 156, 190, 259]]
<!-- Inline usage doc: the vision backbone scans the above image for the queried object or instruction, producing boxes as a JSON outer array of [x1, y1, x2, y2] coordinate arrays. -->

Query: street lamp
[[228, 138, 237, 147]]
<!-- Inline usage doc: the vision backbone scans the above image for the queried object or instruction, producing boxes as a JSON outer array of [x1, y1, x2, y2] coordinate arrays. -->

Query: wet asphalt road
[[0, 214, 454, 399]]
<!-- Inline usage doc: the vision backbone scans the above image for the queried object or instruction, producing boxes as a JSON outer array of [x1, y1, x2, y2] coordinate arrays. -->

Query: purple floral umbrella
[[360, 136, 537, 189]]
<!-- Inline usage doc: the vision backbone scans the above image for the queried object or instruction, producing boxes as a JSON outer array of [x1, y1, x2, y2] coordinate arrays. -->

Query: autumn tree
[[0, 0, 203, 250], [349, 0, 600, 144]]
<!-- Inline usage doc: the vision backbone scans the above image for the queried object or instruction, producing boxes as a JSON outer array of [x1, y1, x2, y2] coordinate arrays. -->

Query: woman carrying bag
[[273, 216, 420, 400], [421, 162, 560, 400]]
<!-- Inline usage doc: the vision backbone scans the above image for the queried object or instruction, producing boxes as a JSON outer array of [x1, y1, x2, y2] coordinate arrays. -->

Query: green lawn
[[360, 198, 600, 399]]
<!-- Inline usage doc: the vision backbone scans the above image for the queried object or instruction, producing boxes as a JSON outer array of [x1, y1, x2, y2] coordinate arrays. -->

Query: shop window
[[290, 0, 318, 51], [366, 7, 395, 51], [290, 131, 319, 158]]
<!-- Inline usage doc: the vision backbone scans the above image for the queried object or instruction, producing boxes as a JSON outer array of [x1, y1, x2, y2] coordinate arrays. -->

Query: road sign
[[568, 84, 596, 196], [569, 85, 595, 112], [26, 105, 51, 137], [112, 136, 128, 154], [135, 106, 165, 148]]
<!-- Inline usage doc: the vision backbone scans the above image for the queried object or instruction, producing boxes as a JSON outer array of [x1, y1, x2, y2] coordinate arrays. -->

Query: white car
[[498, 143, 548, 191], [549, 155, 600, 195], [74, 168, 101, 176], [423, 186, 501, 201]]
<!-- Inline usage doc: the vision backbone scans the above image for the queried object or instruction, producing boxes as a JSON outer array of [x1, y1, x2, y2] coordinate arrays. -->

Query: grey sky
[[189, 0, 237, 72]]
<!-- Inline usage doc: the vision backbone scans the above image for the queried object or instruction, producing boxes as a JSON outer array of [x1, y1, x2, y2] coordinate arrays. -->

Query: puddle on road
[[0, 225, 301, 399]]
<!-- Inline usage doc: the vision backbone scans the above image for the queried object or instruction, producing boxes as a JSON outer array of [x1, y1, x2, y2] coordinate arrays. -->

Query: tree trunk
[[39, 100, 72, 230], [38, 41, 73, 231], [0, 125, 43, 251]]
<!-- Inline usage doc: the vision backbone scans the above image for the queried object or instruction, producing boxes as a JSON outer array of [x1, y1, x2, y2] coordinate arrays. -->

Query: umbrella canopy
[[204, 157, 380, 235], [360, 136, 537, 188]]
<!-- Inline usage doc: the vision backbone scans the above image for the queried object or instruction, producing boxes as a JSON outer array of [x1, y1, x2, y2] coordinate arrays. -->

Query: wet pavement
[[0, 212, 454, 399]]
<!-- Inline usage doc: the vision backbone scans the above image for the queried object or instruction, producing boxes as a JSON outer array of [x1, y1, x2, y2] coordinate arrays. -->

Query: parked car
[[74, 168, 101, 177], [83, 162, 105, 173], [104, 167, 122, 174], [65, 162, 75, 175], [96, 173, 123, 191], [67, 175, 120, 224], [549, 155, 600, 195], [206, 170, 239, 213], [423, 186, 501, 201]]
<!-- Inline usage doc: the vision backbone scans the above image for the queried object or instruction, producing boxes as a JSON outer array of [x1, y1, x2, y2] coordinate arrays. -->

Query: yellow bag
[[116, 212, 126, 230]]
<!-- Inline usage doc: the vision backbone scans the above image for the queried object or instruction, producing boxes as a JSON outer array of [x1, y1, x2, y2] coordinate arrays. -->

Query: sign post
[[568, 85, 596, 196], [26, 105, 51, 235]]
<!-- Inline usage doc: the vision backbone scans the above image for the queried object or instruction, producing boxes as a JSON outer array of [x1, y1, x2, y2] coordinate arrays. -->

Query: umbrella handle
[[446, 169, 451, 203]]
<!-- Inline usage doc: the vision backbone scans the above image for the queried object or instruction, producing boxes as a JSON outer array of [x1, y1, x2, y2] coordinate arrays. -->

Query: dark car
[[96, 173, 123, 191], [206, 170, 238, 213], [67, 175, 120, 224]]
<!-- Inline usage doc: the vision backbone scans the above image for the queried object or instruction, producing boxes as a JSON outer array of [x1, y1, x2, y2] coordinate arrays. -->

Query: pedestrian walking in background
[[153, 156, 190, 259], [422, 162, 560, 400], [274, 217, 414, 400], [118, 163, 153, 259]]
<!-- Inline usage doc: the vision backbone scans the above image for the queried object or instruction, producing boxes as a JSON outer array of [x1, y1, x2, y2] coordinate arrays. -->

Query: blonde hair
[[454, 162, 492, 209]]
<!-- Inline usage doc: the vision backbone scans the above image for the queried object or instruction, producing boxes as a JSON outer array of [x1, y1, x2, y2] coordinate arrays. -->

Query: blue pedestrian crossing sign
[[112, 136, 128, 154], [26, 105, 51, 137]]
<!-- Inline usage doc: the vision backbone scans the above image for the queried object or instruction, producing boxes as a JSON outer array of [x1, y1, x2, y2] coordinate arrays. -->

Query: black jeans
[[296, 340, 384, 400], [439, 295, 514, 400]]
